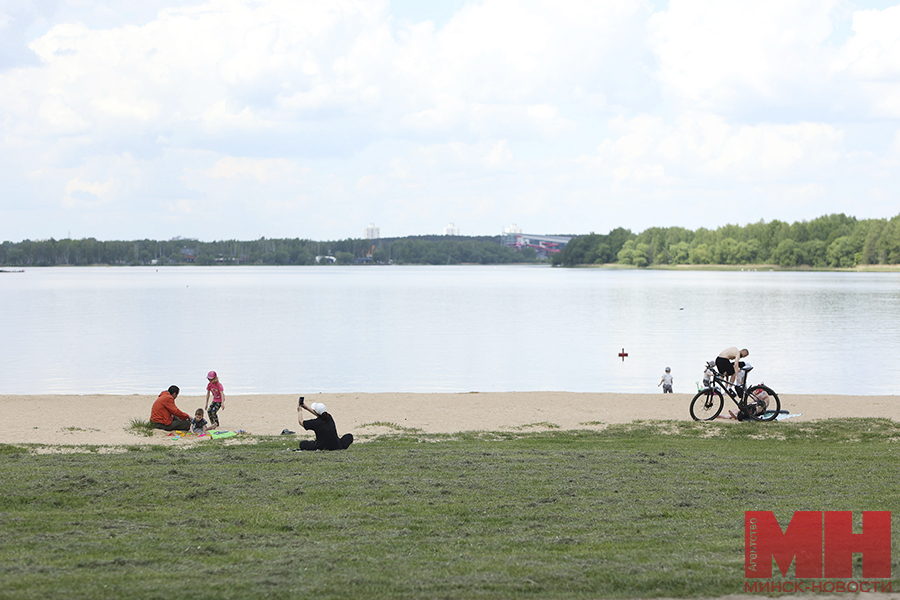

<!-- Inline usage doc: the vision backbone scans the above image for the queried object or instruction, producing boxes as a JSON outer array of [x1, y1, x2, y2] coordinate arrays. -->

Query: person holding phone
[[294, 397, 353, 451]]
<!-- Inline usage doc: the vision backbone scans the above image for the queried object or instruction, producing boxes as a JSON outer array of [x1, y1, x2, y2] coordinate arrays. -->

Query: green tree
[[876, 215, 900, 264], [771, 239, 803, 266], [616, 241, 649, 267], [335, 251, 355, 264], [633, 242, 650, 267], [826, 236, 856, 268], [5, 247, 25, 265], [801, 240, 827, 267], [860, 219, 888, 264], [372, 248, 389, 263], [558, 233, 599, 266], [712, 238, 740, 264], [617, 240, 636, 264], [518, 247, 538, 262], [670, 241, 690, 264], [689, 244, 711, 264]]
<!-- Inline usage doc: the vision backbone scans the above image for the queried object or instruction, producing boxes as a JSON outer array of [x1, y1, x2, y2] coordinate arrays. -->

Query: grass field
[[1, 418, 898, 599]]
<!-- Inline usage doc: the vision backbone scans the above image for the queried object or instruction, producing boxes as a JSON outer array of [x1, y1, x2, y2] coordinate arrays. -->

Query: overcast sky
[[2, 0, 899, 242]]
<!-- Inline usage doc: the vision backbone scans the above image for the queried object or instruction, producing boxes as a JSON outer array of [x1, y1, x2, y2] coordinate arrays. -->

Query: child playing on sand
[[658, 367, 673, 393], [191, 409, 209, 435], [205, 371, 225, 428]]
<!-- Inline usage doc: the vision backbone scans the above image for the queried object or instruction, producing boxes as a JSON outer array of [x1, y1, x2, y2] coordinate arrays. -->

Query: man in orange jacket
[[150, 385, 191, 431]]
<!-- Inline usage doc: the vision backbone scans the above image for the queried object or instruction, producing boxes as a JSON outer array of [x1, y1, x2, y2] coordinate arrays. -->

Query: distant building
[[180, 246, 197, 262], [365, 223, 380, 239], [500, 226, 571, 259], [443, 223, 460, 236]]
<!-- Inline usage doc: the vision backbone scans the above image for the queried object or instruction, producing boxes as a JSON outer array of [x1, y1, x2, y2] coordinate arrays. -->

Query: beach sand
[[1, 391, 896, 447]]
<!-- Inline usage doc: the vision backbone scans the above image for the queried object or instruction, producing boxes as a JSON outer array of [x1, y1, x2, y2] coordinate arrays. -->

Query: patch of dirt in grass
[[61, 426, 102, 433], [512, 422, 560, 430], [32, 446, 99, 455]]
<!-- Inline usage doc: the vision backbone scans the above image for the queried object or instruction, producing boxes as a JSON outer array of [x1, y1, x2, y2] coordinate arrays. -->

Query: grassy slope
[[1, 419, 898, 600]]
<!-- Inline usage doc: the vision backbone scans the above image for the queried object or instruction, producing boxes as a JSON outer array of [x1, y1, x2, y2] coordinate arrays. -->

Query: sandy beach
[[1, 391, 897, 447]]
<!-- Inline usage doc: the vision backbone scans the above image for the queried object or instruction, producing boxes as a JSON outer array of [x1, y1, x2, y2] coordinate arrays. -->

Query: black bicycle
[[689, 362, 781, 421]]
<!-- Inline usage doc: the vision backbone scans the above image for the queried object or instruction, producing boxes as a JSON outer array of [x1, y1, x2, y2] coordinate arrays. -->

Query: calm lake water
[[1, 266, 898, 396]]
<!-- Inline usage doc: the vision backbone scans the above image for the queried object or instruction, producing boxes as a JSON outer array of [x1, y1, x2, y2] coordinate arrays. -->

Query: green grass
[[1, 419, 899, 599], [125, 418, 155, 437]]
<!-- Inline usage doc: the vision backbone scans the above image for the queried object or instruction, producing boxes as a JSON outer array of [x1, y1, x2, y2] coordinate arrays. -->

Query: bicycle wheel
[[690, 388, 724, 421], [745, 385, 781, 422]]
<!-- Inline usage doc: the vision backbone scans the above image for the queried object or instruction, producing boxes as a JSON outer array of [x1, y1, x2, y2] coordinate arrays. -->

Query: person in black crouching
[[295, 397, 353, 451]]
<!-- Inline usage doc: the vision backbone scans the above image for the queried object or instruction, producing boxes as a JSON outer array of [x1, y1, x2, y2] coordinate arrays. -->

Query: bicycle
[[689, 362, 781, 421]]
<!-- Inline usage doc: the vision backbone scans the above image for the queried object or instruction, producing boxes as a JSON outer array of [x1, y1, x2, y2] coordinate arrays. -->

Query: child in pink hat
[[205, 371, 226, 428]]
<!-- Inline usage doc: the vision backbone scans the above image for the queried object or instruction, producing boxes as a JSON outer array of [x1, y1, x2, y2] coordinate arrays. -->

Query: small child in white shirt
[[659, 367, 673, 393]]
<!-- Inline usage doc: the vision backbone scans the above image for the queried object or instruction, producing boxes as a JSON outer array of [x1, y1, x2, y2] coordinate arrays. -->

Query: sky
[[2, 0, 900, 242]]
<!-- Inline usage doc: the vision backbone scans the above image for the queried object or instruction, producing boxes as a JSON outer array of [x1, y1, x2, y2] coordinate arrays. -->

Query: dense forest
[[0, 234, 537, 266], [553, 212, 900, 268], [2, 212, 898, 268]]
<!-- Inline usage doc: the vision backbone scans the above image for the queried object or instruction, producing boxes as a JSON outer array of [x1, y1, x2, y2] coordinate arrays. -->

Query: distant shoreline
[[574, 263, 900, 272], [3, 263, 899, 272]]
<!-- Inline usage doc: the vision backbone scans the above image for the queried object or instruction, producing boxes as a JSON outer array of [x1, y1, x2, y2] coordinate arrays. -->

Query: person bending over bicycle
[[716, 347, 748, 383], [690, 357, 780, 422]]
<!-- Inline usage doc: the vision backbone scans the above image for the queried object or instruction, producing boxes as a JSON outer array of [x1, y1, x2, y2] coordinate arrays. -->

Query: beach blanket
[[774, 413, 802, 421], [761, 410, 801, 421]]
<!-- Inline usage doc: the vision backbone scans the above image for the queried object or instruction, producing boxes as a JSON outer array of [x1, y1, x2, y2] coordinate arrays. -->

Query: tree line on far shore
[[0, 234, 540, 266], [552, 212, 900, 268], [2, 212, 898, 268]]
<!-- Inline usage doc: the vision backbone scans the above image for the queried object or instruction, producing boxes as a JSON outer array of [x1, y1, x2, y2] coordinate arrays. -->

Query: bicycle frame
[[709, 371, 750, 411], [702, 361, 776, 419], [691, 361, 781, 421]]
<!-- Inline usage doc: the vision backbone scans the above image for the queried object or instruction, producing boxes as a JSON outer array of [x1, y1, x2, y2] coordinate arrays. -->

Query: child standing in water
[[205, 371, 225, 428]]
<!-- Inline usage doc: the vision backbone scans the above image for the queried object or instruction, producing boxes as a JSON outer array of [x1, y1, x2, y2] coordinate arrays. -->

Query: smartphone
[[299, 396, 304, 406]]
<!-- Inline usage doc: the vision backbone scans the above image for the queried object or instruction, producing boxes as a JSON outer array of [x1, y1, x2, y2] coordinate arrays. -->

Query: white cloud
[[62, 177, 115, 208], [91, 96, 159, 121], [9, 0, 640, 147], [649, 0, 838, 113], [201, 156, 297, 182], [834, 5, 900, 117], [0, 0, 899, 242], [587, 113, 843, 186], [482, 139, 512, 169], [838, 5, 900, 80], [37, 95, 91, 134], [415, 139, 516, 172]]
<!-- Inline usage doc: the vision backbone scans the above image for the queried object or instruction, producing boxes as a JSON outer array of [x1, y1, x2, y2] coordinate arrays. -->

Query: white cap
[[310, 402, 327, 416]]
